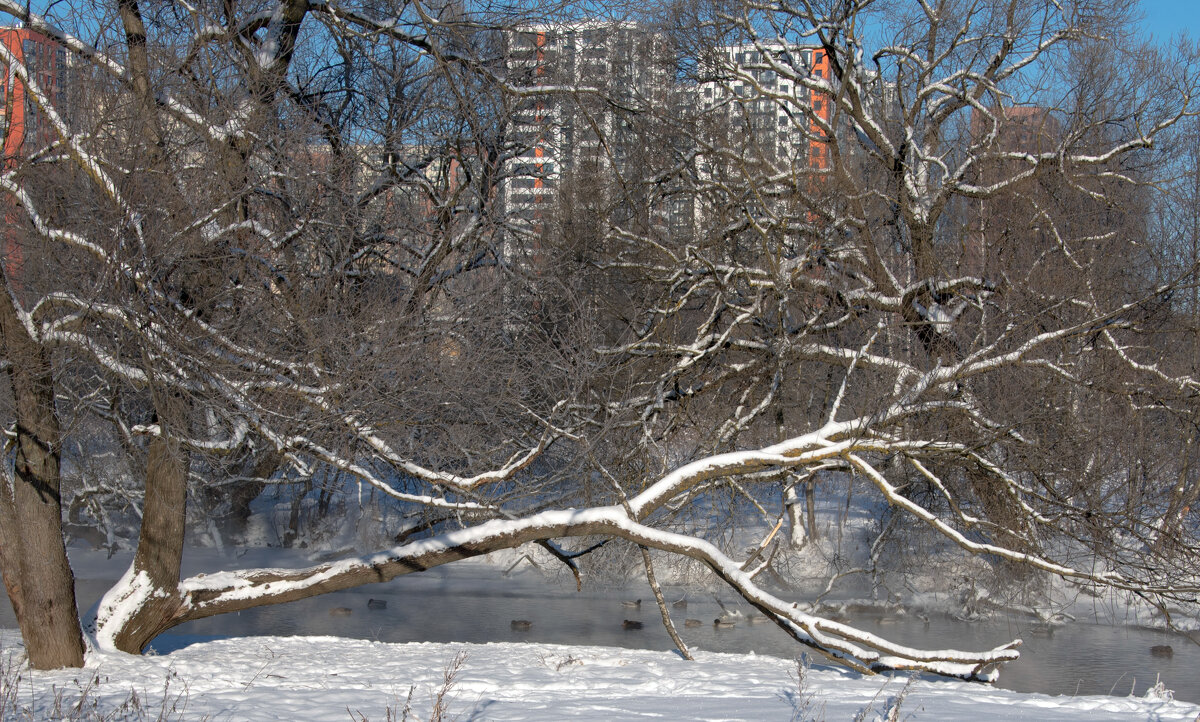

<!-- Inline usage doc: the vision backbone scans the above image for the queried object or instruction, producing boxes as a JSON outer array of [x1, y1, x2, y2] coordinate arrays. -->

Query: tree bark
[[0, 281, 84, 668], [108, 390, 190, 654]]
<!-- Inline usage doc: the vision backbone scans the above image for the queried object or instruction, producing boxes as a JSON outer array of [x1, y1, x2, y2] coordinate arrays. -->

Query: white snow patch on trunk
[[92, 565, 158, 652]]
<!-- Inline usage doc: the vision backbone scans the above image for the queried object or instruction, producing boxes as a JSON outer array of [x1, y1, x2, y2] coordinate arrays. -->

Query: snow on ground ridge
[[2, 630, 1199, 721]]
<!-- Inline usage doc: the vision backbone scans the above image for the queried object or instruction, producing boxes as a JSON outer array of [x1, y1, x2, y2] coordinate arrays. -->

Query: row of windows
[[509, 29, 648, 49], [727, 48, 823, 68], [705, 81, 808, 98], [508, 192, 556, 206], [508, 177, 558, 189], [511, 162, 556, 175]]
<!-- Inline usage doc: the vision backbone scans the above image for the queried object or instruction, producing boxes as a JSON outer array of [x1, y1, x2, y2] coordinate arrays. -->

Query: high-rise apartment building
[[502, 22, 675, 236], [501, 28, 836, 253], [1, 27, 68, 281], [690, 42, 835, 243], [698, 43, 832, 170], [1, 28, 67, 164]]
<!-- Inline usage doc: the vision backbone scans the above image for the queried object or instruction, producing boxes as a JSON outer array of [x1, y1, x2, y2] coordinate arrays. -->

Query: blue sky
[[9, 1, 1200, 45], [1139, 0, 1200, 40]]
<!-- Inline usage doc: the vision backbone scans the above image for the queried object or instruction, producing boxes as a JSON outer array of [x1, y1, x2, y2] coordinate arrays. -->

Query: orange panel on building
[[808, 49, 831, 171], [1, 27, 66, 282]]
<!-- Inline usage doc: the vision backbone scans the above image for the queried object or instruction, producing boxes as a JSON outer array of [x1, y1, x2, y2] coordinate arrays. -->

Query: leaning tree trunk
[[101, 390, 190, 654], [0, 279, 85, 668]]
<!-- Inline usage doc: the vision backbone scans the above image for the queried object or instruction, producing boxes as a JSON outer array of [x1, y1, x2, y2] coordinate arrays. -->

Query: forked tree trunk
[[0, 282, 84, 668]]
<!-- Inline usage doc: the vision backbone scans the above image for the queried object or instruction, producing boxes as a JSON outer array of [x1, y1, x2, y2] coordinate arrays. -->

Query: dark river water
[[2, 568, 1196, 703]]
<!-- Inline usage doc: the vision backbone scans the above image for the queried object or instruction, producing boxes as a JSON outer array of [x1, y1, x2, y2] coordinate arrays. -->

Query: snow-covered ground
[[4, 514, 1197, 718], [2, 630, 1197, 721]]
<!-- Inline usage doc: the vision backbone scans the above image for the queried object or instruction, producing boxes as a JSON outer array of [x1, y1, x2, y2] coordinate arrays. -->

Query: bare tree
[[0, 0, 569, 663], [569, 0, 1200, 656], [461, 0, 1185, 664], [1, 0, 1198, 685]]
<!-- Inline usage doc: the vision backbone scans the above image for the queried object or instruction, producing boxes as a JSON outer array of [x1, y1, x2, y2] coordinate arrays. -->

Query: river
[[3, 561, 1194, 703]]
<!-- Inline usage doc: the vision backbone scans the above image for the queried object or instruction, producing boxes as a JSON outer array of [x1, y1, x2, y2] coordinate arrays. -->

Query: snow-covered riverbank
[[2, 630, 1197, 721]]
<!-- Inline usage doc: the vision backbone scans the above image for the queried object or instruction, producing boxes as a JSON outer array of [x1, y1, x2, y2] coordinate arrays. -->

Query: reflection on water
[[3, 573, 1196, 702]]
